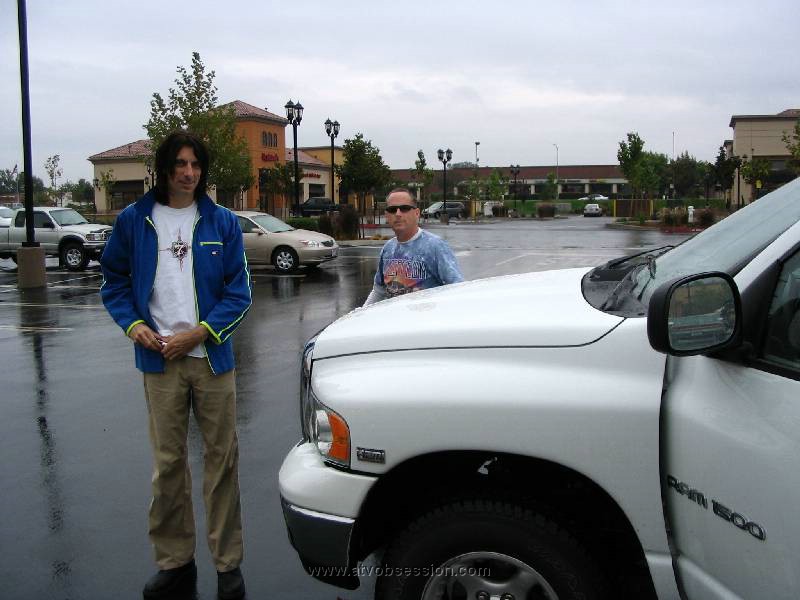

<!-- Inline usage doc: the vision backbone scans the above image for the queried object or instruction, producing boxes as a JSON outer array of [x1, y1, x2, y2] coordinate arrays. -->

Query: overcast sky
[[1, 0, 798, 184]]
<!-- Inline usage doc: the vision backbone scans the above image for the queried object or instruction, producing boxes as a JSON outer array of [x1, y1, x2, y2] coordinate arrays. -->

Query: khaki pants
[[143, 357, 243, 571]]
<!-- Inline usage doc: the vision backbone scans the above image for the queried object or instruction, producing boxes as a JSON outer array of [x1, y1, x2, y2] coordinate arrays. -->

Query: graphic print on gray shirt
[[374, 229, 463, 299]]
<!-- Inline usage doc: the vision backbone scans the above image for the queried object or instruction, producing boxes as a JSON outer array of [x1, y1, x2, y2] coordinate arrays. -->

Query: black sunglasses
[[385, 205, 416, 214]]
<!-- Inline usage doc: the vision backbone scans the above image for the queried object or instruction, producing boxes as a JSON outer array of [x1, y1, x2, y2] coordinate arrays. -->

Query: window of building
[[262, 132, 269, 147]]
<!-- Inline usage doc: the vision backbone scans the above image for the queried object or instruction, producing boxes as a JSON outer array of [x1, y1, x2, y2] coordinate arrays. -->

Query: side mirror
[[647, 272, 742, 356], [257, 229, 265, 235]]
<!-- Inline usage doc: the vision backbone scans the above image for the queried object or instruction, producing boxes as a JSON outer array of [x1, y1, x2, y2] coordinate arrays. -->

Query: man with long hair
[[101, 130, 251, 599]]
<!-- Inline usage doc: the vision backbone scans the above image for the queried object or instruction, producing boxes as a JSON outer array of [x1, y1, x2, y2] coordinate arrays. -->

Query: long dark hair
[[153, 130, 210, 205]]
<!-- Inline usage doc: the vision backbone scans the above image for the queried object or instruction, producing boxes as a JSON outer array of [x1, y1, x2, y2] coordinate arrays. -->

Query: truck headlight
[[85, 232, 105, 241], [300, 240, 322, 247], [300, 335, 351, 468]]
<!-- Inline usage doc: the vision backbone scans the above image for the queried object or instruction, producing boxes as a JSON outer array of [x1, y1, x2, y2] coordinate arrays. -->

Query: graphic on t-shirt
[[384, 258, 428, 297], [161, 230, 191, 271]]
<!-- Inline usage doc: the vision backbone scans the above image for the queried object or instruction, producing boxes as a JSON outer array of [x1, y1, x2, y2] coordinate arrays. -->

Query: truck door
[[662, 249, 800, 599], [11, 210, 59, 252]]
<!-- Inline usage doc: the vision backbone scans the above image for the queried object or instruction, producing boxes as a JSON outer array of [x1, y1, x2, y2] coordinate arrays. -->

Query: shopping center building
[[727, 108, 799, 205], [87, 100, 341, 217]]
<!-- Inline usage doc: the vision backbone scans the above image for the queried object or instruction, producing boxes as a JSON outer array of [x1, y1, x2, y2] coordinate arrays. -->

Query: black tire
[[61, 242, 88, 271], [272, 246, 299, 273], [376, 498, 605, 600]]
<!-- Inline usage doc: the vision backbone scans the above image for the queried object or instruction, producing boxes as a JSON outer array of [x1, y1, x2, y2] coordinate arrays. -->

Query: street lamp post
[[437, 148, 453, 224], [553, 144, 559, 201], [510, 165, 521, 215], [324, 118, 340, 204], [285, 99, 304, 217]]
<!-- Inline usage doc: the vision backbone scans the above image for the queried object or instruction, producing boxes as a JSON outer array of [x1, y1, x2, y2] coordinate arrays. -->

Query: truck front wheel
[[375, 498, 605, 600], [61, 242, 88, 271]]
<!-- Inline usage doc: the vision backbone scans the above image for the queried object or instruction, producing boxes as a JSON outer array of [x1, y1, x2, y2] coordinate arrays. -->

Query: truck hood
[[314, 267, 624, 359], [61, 223, 112, 236]]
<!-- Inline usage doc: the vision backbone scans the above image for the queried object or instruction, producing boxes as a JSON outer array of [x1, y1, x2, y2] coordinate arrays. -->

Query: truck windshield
[[632, 178, 800, 306], [50, 209, 88, 226]]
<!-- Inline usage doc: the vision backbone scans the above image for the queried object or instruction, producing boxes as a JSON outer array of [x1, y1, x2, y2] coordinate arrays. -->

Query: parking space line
[[0, 325, 73, 332], [0, 302, 105, 310]]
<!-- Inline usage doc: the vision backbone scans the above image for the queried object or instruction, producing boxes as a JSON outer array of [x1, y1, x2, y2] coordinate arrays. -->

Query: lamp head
[[445, 148, 453, 162], [325, 118, 332, 135], [333, 120, 340, 137], [437, 149, 444, 162], [295, 102, 304, 124]]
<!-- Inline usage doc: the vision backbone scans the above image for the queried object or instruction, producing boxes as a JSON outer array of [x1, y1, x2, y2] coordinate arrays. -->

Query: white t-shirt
[[149, 202, 205, 358]]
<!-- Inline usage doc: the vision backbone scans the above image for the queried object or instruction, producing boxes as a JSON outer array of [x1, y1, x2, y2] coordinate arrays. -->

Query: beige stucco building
[[88, 100, 289, 213], [729, 108, 799, 205]]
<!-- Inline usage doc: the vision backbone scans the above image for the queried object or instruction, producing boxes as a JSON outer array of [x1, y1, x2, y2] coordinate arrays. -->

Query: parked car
[[294, 197, 339, 217], [579, 193, 609, 201], [583, 202, 603, 216], [0, 207, 111, 270], [0, 206, 14, 227], [278, 178, 800, 598], [421, 201, 466, 218], [234, 211, 337, 273]]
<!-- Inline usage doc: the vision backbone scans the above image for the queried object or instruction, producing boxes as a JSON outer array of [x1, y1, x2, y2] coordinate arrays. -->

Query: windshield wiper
[[605, 245, 673, 270]]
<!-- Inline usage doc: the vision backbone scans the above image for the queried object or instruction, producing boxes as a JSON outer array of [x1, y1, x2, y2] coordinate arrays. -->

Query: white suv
[[280, 178, 800, 599]]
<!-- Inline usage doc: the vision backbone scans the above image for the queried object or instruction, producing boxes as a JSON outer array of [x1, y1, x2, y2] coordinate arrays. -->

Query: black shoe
[[143, 559, 197, 599], [217, 567, 245, 600]]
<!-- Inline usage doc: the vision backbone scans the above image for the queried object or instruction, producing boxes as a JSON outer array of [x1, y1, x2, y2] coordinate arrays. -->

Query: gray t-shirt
[[365, 228, 463, 305]]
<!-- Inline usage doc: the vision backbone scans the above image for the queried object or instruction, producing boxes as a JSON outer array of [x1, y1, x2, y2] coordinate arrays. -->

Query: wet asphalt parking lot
[[0, 217, 690, 600]]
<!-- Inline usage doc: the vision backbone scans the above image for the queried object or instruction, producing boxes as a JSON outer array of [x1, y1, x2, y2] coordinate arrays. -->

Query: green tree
[[259, 164, 305, 213], [0, 168, 20, 194], [539, 171, 557, 201], [98, 169, 117, 209], [782, 120, 800, 175], [44, 154, 62, 204], [145, 52, 253, 198], [639, 151, 670, 197], [450, 161, 477, 169], [411, 150, 435, 202], [335, 133, 391, 236], [483, 169, 507, 202], [672, 151, 704, 197], [713, 146, 740, 203], [617, 132, 645, 198], [740, 156, 771, 197]]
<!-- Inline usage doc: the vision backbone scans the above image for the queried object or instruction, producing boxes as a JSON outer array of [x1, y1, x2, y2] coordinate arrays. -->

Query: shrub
[[537, 203, 556, 218], [673, 207, 688, 225], [287, 217, 319, 231], [660, 208, 675, 226], [636, 213, 646, 225], [336, 205, 360, 240], [697, 209, 715, 228]]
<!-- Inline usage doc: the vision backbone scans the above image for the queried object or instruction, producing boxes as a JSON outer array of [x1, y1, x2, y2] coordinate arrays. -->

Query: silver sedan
[[235, 211, 338, 272]]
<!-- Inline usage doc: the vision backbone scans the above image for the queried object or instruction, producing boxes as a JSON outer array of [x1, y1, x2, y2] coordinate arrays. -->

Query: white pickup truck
[[0, 207, 111, 271], [279, 178, 800, 600]]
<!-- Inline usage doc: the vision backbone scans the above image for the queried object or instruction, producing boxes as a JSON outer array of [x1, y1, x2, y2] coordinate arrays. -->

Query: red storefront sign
[[261, 152, 280, 162]]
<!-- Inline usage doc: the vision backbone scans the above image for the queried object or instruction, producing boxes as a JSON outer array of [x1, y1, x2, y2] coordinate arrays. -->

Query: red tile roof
[[88, 139, 151, 162], [224, 100, 288, 125], [286, 148, 328, 167]]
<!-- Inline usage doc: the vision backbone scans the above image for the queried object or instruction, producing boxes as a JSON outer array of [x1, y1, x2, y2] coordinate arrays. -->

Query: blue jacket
[[100, 191, 251, 374]]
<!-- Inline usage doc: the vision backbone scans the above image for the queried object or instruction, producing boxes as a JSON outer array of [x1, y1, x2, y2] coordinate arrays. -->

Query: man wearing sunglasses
[[364, 188, 463, 305]]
